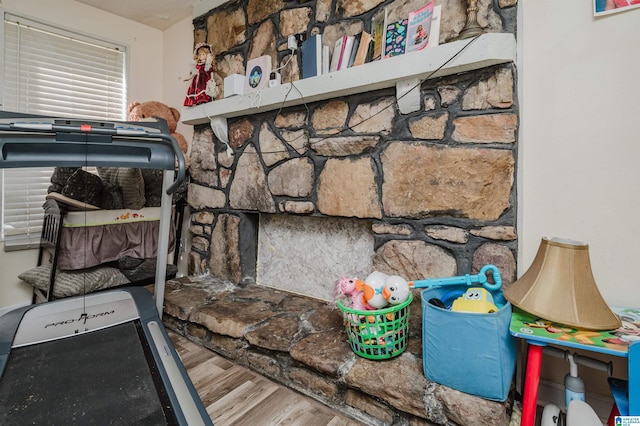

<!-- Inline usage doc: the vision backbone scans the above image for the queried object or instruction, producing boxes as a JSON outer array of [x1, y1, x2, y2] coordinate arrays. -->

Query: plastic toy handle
[[478, 264, 502, 291], [408, 264, 502, 291]]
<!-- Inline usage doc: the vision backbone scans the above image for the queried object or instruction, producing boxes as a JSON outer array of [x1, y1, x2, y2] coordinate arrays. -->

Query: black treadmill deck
[[0, 321, 176, 425]]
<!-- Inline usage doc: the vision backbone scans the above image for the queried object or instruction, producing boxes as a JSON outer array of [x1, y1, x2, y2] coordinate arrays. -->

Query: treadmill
[[0, 112, 212, 425]]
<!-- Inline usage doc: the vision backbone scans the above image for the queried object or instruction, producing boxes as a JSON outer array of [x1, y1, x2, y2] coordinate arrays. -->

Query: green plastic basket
[[337, 292, 412, 360]]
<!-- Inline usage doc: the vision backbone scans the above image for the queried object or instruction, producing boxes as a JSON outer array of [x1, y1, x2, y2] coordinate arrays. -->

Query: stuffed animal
[[334, 275, 359, 301], [355, 271, 411, 310], [335, 272, 410, 311], [359, 272, 391, 310], [127, 101, 189, 167], [350, 290, 369, 311], [384, 275, 410, 305]]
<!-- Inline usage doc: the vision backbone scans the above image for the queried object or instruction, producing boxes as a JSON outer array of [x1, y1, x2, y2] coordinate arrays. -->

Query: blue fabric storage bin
[[421, 286, 516, 401]]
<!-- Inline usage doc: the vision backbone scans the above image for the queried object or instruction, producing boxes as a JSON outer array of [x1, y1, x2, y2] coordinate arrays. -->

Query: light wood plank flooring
[[169, 332, 364, 426]]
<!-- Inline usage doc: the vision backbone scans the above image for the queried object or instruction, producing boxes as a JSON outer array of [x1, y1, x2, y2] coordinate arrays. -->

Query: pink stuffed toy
[[334, 275, 358, 301], [350, 290, 369, 310]]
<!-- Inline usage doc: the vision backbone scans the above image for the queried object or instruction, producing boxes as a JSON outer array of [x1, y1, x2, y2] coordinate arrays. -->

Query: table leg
[[629, 340, 639, 415], [522, 343, 543, 426]]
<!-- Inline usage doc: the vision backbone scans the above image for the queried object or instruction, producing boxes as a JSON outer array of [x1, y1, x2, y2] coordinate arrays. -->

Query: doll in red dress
[[184, 43, 219, 106]]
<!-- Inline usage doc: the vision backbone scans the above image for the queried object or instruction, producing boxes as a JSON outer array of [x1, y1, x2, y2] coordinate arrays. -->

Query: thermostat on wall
[[224, 74, 245, 98]]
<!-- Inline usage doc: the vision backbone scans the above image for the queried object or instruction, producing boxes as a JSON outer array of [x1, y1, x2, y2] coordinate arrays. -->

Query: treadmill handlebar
[[165, 134, 186, 195], [0, 118, 186, 195], [11, 122, 53, 131]]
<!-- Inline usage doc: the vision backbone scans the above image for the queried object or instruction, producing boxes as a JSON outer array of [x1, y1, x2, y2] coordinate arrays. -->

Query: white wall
[[0, 0, 164, 308], [519, 1, 640, 308], [162, 17, 196, 150]]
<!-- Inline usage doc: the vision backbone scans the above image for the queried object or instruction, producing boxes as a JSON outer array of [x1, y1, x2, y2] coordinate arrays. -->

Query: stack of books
[[301, 31, 374, 79], [300, 1, 442, 79]]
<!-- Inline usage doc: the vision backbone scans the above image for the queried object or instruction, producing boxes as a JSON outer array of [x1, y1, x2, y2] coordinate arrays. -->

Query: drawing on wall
[[594, 0, 640, 16]]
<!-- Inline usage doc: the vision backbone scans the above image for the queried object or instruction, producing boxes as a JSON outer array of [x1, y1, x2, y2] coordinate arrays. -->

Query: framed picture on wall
[[594, 0, 640, 16]]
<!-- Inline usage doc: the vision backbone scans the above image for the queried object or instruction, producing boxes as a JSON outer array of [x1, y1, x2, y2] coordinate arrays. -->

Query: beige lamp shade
[[504, 237, 621, 330]]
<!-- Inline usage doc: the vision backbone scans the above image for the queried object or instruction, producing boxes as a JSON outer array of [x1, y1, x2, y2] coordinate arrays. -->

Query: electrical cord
[[225, 35, 482, 155]]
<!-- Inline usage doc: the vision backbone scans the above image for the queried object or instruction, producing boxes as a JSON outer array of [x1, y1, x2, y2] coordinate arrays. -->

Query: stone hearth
[[161, 276, 515, 426]]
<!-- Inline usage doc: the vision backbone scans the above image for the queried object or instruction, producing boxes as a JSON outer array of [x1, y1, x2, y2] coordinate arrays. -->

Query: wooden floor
[[169, 332, 364, 426]]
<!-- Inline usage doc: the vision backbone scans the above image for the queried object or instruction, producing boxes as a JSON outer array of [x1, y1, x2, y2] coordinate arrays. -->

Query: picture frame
[[594, 0, 640, 16], [244, 55, 272, 93]]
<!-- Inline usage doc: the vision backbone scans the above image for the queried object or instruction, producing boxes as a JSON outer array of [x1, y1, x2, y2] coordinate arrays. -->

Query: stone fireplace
[[174, 0, 520, 423], [181, 0, 519, 299]]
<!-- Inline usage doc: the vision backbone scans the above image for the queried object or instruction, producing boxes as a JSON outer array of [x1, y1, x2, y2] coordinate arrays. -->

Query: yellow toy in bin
[[451, 287, 498, 313]]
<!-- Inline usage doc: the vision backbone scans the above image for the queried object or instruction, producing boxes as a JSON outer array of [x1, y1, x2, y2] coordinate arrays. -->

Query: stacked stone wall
[[185, 0, 519, 295]]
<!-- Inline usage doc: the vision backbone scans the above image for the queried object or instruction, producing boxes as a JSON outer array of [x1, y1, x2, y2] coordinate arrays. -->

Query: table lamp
[[504, 237, 621, 330]]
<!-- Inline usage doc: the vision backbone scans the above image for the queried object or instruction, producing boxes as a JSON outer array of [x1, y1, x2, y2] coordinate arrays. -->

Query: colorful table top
[[509, 306, 640, 357]]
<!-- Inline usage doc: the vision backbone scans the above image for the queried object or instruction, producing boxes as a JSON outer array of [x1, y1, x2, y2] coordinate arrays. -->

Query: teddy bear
[[126, 100, 190, 206], [127, 100, 189, 165]]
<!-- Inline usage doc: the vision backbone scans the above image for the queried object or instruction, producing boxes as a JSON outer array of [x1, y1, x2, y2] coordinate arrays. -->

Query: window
[[0, 12, 127, 250]]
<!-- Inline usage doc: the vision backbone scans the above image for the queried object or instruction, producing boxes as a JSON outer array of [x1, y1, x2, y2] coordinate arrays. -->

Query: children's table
[[509, 306, 640, 426]]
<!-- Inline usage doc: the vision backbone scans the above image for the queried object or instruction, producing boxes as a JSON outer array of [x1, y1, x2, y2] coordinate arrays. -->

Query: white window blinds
[[1, 12, 127, 250]]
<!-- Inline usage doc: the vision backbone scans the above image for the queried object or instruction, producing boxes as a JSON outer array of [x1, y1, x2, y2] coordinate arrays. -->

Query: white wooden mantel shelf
[[181, 32, 517, 137]]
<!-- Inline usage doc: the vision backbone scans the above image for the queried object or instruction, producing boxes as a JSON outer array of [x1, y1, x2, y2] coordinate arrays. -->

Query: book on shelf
[[370, 8, 387, 61], [322, 45, 330, 75], [339, 35, 355, 70], [352, 31, 372, 67], [365, 39, 374, 63], [346, 34, 361, 68], [301, 33, 323, 79], [329, 36, 344, 72], [406, 1, 435, 54], [426, 5, 442, 48], [384, 17, 409, 58], [329, 35, 355, 72]]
